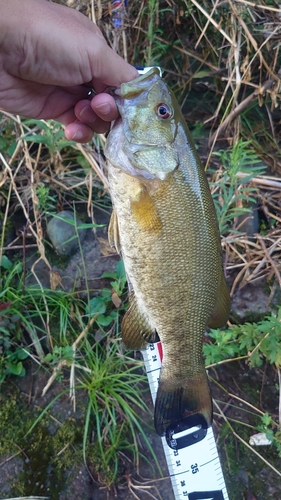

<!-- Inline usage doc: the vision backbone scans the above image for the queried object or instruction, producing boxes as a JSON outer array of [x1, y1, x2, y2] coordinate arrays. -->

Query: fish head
[[106, 68, 184, 181]]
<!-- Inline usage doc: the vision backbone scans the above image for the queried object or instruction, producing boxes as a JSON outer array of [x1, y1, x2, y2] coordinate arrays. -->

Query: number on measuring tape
[[142, 343, 229, 500]]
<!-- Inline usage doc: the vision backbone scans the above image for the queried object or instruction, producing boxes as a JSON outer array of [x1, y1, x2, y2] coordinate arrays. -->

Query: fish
[[104, 68, 230, 437]]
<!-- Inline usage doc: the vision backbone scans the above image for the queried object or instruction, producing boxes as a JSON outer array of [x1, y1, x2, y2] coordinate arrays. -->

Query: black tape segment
[[189, 490, 224, 500], [165, 414, 208, 450]]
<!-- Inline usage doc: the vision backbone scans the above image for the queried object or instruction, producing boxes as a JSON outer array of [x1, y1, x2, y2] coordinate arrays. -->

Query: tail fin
[[154, 372, 212, 437]]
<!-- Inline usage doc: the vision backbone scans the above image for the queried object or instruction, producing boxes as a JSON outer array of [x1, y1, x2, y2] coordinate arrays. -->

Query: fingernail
[[72, 130, 84, 141], [80, 106, 96, 123], [94, 102, 111, 115]]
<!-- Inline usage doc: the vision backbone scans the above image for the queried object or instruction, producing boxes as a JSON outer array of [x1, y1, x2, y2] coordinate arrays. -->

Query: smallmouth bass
[[105, 68, 230, 436]]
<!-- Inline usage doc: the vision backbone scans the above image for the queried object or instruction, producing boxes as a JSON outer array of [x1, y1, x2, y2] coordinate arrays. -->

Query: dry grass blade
[[1, 498, 49, 500]]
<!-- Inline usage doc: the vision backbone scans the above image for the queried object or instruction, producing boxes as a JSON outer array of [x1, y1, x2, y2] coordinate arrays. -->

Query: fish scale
[[105, 67, 230, 437]]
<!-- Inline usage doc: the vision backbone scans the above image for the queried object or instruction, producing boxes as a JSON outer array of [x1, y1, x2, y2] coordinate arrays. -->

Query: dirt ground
[[0, 209, 281, 500]]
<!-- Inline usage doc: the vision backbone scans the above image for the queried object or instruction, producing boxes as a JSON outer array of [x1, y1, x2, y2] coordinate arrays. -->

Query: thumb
[[88, 37, 139, 91]]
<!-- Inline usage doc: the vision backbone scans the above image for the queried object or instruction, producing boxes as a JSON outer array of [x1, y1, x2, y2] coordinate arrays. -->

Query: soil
[[0, 209, 280, 500]]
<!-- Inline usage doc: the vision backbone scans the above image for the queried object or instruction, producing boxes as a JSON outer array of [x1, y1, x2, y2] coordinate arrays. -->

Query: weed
[[36, 184, 57, 212], [209, 140, 266, 235], [205, 307, 281, 456], [205, 307, 281, 369]]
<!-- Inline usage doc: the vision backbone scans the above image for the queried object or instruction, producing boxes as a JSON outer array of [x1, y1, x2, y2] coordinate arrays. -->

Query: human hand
[[0, 0, 138, 142]]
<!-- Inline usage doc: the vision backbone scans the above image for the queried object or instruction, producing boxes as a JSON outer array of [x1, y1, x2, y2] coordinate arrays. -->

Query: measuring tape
[[142, 342, 229, 500]]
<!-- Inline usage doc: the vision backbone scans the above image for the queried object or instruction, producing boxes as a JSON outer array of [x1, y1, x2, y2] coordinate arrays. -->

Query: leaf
[[24, 118, 51, 131], [76, 154, 91, 169], [1, 255, 13, 270], [193, 70, 212, 78], [7, 141, 17, 156], [101, 288, 112, 300], [16, 348, 29, 361], [97, 314, 115, 327], [24, 134, 52, 146], [116, 260, 126, 280], [76, 223, 104, 230], [86, 297, 106, 316], [56, 139, 76, 150], [261, 412, 272, 427], [0, 137, 8, 149], [101, 271, 117, 279], [7, 361, 24, 376]]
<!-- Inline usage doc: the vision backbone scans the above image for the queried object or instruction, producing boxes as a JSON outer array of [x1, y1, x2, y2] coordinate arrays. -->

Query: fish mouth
[[114, 67, 161, 100]]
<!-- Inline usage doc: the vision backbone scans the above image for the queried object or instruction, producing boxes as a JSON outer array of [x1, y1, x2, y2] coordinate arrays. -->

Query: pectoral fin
[[208, 276, 230, 329], [130, 188, 162, 234], [122, 291, 158, 349], [108, 209, 121, 254]]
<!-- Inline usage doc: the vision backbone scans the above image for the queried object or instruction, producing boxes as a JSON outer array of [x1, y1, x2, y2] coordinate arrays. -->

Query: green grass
[[0, 252, 162, 488]]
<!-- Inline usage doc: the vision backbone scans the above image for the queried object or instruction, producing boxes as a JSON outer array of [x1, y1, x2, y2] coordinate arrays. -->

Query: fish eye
[[156, 103, 172, 120]]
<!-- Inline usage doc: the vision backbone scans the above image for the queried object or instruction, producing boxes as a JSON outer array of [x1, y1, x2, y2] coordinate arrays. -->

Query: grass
[[0, 0, 281, 498]]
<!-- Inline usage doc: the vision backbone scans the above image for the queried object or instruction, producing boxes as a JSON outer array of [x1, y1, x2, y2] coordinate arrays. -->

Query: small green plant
[[36, 184, 57, 212], [210, 140, 266, 235], [204, 307, 281, 369], [256, 412, 281, 456], [44, 345, 74, 365], [86, 260, 127, 329], [0, 258, 29, 382]]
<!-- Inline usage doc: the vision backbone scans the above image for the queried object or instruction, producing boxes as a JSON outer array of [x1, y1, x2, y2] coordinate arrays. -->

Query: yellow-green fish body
[[105, 68, 229, 436]]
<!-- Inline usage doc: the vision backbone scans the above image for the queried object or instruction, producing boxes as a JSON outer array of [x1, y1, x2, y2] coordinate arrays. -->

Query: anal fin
[[208, 276, 230, 329], [122, 291, 158, 350]]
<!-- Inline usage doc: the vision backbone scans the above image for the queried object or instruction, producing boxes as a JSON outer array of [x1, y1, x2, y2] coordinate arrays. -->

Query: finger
[[65, 122, 95, 143], [74, 99, 112, 133], [75, 99, 97, 124], [90, 94, 119, 122]]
